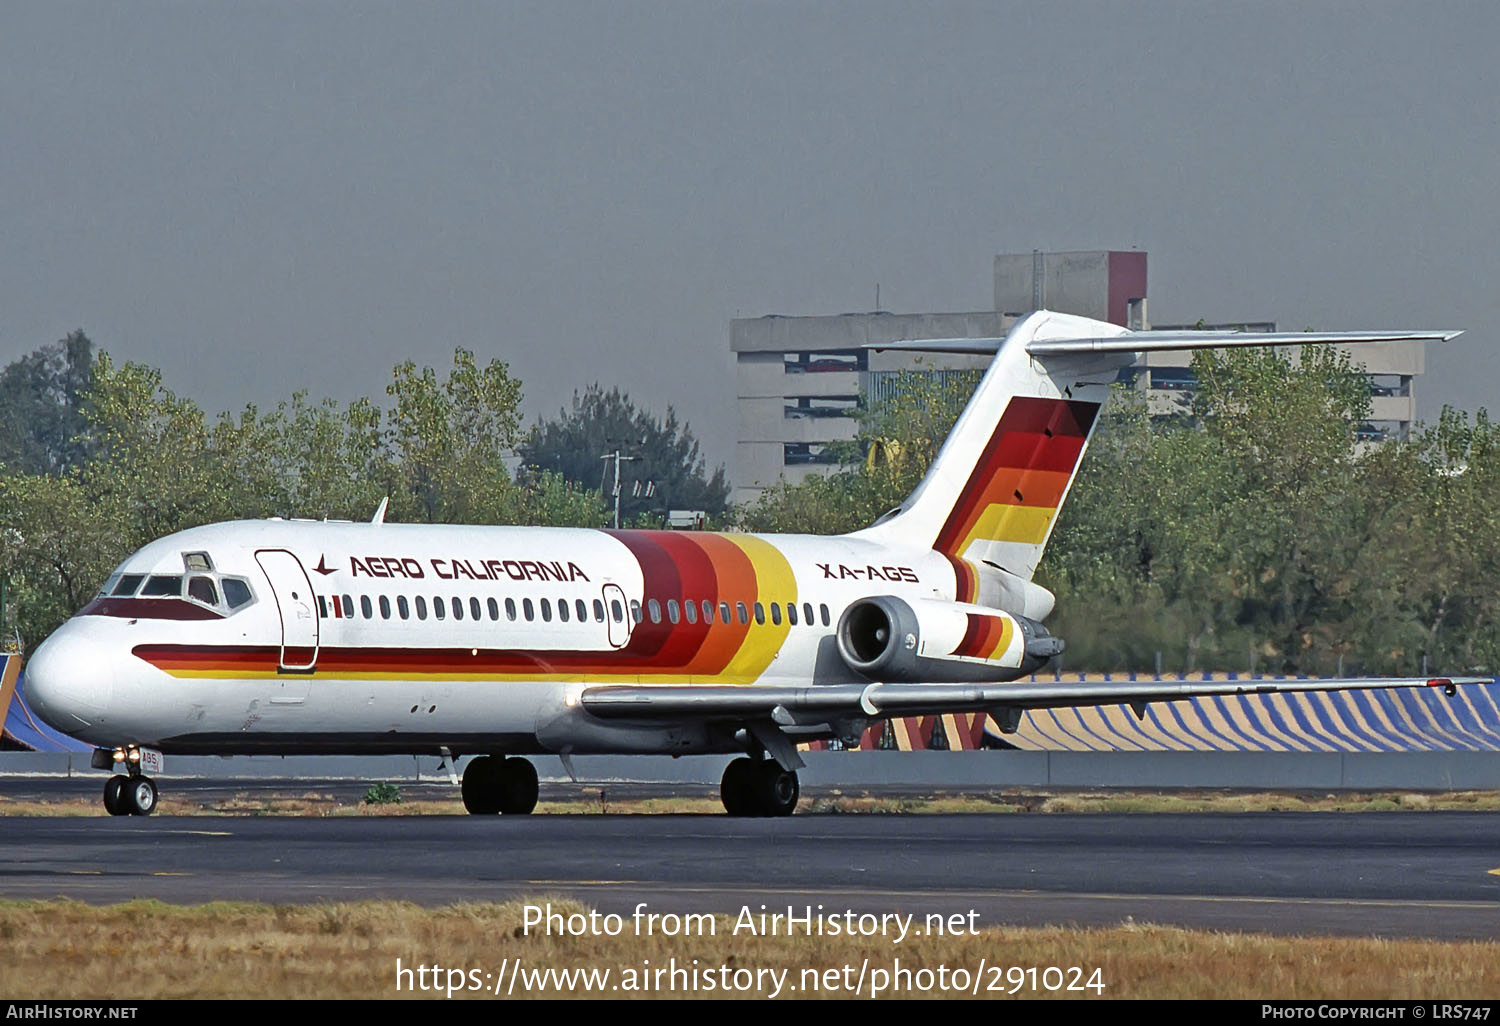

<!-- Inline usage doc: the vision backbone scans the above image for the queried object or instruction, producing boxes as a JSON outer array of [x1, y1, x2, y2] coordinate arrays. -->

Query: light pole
[[600, 450, 639, 530]]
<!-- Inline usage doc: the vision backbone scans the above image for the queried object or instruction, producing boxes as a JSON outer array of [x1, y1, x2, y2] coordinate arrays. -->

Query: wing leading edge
[[581, 676, 1491, 724]]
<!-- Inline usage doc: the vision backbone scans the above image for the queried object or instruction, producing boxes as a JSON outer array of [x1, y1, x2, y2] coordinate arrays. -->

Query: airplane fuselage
[[28, 518, 1032, 759]]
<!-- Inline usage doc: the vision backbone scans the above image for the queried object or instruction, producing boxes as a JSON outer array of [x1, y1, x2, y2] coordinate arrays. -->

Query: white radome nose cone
[[25, 623, 116, 732]]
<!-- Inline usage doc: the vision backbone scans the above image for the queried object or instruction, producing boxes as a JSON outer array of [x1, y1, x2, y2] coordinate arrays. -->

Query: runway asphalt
[[2, 811, 1497, 940]]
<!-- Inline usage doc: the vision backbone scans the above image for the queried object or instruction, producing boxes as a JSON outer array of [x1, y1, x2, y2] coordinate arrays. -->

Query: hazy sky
[[3, 2, 1495, 476]]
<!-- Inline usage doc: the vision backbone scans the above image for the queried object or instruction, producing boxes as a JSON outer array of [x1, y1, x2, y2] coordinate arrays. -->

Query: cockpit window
[[222, 578, 253, 609], [187, 576, 219, 607], [112, 574, 146, 597], [183, 552, 214, 572], [140, 575, 184, 598]]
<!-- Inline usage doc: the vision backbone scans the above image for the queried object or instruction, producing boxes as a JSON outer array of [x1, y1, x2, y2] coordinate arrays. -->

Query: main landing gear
[[720, 757, 800, 817], [461, 755, 539, 815]]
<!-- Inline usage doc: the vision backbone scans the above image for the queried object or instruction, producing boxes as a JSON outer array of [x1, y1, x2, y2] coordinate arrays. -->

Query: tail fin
[[852, 311, 1461, 584]]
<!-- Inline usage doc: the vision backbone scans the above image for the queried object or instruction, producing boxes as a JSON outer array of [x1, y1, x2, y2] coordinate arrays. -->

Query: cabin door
[[602, 584, 631, 649], [255, 549, 320, 674]]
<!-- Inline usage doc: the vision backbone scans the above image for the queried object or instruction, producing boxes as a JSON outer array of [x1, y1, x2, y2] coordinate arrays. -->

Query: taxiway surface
[[2, 812, 1496, 940]]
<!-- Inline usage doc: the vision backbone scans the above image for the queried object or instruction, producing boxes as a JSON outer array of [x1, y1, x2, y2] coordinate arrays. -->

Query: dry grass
[[3, 787, 1500, 817], [1, 898, 1496, 999]]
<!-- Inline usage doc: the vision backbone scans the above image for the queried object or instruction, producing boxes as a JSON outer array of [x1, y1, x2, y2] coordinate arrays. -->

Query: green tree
[[0, 330, 96, 476], [0, 472, 126, 647], [520, 385, 728, 525]]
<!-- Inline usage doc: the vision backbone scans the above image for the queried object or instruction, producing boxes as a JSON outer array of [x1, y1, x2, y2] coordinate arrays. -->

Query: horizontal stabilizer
[[866, 329, 1462, 358], [1027, 329, 1462, 356]]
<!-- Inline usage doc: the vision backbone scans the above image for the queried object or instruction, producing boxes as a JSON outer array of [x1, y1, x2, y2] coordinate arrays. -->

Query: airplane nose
[[25, 624, 117, 733]]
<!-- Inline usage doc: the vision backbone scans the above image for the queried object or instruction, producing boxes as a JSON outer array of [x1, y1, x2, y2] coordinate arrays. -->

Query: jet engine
[[835, 595, 1063, 683]]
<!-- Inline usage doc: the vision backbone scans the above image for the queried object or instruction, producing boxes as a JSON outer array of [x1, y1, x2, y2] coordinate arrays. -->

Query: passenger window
[[379, 596, 392, 619], [223, 578, 253, 609], [523, 598, 535, 621], [735, 602, 748, 625], [631, 600, 642, 624], [702, 600, 714, 624], [558, 598, 570, 622], [611, 599, 624, 622], [416, 596, 428, 620], [540, 599, 552, 623], [667, 599, 680, 624], [593, 599, 606, 622], [787, 602, 798, 626], [770, 603, 781, 626], [141, 575, 183, 598], [487, 597, 499, 621], [113, 574, 145, 597], [343, 594, 354, 617], [317, 596, 329, 618], [360, 596, 373, 619], [470, 597, 482, 621], [803, 602, 814, 626], [398, 595, 410, 620], [576, 599, 588, 622], [434, 597, 446, 620], [187, 576, 218, 607], [722, 601, 733, 624], [648, 599, 661, 624], [820, 604, 831, 627], [753, 602, 765, 625], [505, 598, 517, 621], [684, 600, 697, 624]]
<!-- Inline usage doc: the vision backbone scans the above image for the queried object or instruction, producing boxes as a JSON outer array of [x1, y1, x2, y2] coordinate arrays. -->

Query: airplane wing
[[580, 675, 1491, 724]]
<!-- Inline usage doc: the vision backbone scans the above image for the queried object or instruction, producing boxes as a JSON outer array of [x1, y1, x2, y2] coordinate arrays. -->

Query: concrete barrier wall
[[2, 751, 1497, 790]]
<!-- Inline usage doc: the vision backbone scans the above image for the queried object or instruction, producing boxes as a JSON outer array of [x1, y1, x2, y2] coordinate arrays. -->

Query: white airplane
[[24, 311, 1481, 817]]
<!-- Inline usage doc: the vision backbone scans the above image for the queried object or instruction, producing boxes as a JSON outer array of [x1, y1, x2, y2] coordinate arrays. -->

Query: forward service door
[[255, 549, 320, 673]]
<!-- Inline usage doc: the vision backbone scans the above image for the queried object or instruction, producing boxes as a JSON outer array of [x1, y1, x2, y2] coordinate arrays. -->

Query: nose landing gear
[[103, 774, 157, 816], [93, 745, 162, 816]]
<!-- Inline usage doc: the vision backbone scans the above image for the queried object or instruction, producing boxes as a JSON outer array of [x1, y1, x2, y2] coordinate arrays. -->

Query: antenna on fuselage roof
[[371, 496, 389, 526]]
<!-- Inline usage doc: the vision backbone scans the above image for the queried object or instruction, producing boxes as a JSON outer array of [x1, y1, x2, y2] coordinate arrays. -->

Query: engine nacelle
[[835, 595, 1063, 683]]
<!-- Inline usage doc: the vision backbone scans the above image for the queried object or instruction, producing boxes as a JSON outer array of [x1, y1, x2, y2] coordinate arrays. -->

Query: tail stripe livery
[[932, 396, 1100, 559]]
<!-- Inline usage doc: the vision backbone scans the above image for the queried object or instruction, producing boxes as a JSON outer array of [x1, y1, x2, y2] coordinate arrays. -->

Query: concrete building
[[731, 250, 1425, 504]]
